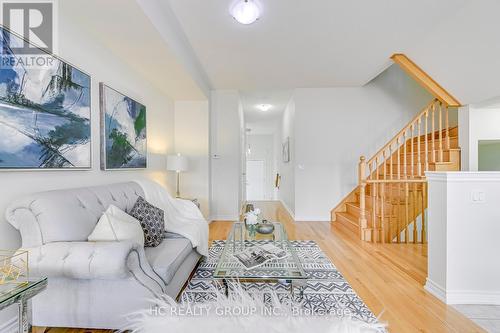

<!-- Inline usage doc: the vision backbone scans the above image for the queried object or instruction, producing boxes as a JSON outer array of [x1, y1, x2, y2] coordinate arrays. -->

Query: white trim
[[446, 290, 500, 305], [426, 171, 500, 183], [0, 317, 16, 333], [278, 200, 295, 220], [425, 279, 500, 305], [294, 217, 330, 222], [211, 215, 239, 221], [424, 278, 446, 302], [208, 219, 233, 223]]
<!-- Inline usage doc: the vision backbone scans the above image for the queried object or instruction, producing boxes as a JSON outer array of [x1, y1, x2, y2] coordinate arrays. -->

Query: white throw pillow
[[88, 205, 145, 246]]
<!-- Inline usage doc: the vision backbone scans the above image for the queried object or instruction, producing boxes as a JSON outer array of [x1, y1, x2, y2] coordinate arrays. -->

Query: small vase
[[247, 224, 257, 238]]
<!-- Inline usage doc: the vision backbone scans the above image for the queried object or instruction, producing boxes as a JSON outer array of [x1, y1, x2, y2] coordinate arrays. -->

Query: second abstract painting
[[100, 83, 147, 170]]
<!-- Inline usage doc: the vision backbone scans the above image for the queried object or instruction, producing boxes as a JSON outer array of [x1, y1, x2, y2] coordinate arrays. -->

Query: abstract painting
[[100, 83, 147, 170], [0, 27, 91, 169]]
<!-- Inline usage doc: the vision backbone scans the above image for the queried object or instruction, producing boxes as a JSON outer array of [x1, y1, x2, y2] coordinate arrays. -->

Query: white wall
[[239, 101, 246, 209], [277, 97, 295, 216], [174, 101, 210, 217], [209, 90, 243, 220], [459, 106, 500, 171], [426, 172, 500, 304], [246, 134, 276, 200], [293, 65, 432, 221], [0, 4, 176, 251], [0, 6, 177, 329]]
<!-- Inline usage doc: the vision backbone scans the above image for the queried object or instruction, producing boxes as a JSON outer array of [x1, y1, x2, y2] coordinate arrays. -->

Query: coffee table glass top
[[0, 277, 47, 310], [213, 222, 306, 280]]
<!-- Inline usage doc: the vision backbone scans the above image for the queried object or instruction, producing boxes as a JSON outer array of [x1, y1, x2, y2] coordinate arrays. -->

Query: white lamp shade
[[166, 154, 188, 172]]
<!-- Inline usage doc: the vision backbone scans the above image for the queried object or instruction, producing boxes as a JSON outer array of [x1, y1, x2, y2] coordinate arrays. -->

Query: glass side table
[[0, 278, 47, 333]]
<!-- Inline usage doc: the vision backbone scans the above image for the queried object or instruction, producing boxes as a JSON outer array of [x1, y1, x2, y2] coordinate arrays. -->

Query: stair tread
[[335, 212, 360, 236], [356, 193, 425, 204], [400, 148, 460, 154], [407, 134, 457, 141], [345, 202, 397, 217], [384, 161, 454, 166], [414, 126, 457, 135], [337, 212, 359, 224]]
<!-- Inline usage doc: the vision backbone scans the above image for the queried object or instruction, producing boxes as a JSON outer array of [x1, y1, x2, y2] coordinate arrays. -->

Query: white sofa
[[5, 182, 201, 329]]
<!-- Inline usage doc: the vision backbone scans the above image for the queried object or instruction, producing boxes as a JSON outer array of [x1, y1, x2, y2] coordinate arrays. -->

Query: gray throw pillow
[[130, 196, 165, 247]]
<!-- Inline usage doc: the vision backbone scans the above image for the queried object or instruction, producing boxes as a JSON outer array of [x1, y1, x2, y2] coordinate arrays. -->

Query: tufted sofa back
[[5, 182, 144, 248]]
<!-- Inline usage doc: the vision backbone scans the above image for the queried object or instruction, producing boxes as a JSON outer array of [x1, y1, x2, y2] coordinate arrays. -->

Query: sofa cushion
[[130, 197, 165, 247], [145, 238, 193, 284], [88, 205, 145, 246]]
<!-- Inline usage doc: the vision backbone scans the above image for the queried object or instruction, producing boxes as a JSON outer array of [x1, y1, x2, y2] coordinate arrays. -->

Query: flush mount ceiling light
[[257, 104, 272, 112], [231, 0, 260, 25]]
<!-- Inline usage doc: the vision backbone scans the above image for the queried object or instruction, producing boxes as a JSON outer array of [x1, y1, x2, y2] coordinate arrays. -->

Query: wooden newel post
[[358, 156, 368, 240]]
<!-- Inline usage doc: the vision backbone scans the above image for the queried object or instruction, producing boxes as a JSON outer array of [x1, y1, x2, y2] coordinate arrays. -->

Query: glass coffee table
[[214, 222, 307, 295], [0, 277, 47, 333]]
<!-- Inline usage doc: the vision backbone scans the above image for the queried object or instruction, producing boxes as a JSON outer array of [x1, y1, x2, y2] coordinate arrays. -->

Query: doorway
[[246, 160, 265, 200]]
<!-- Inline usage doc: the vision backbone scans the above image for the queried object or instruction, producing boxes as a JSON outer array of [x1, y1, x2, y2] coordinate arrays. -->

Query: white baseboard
[[210, 215, 238, 221], [425, 278, 500, 305], [276, 201, 329, 222], [294, 216, 330, 222], [424, 278, 446, 302], [278, 200, 295, 220], [0, 317, 16, 333], [446, 290, 500, 305]]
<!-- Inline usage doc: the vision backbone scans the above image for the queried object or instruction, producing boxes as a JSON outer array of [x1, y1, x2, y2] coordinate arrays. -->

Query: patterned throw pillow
[[130, 196, 165, 247]]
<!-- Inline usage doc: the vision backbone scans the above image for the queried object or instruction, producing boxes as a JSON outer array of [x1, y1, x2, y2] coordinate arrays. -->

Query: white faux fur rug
[[125, 283, 386, 333]]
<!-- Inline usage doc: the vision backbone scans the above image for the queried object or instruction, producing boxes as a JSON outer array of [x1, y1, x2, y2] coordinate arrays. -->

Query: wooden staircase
[[332, 99, 460, 243]]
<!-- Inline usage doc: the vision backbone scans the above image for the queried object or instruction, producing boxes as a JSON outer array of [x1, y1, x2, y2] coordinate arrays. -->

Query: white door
[[246, 160, 265, 200]]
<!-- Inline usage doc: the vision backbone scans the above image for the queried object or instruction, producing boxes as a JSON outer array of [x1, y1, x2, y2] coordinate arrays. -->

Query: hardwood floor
[[228, 201, 483, 333], [39, 200, 483, 333]]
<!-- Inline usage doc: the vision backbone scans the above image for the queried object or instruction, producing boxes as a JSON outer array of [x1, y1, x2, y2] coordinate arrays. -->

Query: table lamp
[[166, 153, 188, 198]]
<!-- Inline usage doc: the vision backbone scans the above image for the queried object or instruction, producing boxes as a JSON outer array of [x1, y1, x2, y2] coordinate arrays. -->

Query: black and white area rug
[[181, 240, 380, 325]]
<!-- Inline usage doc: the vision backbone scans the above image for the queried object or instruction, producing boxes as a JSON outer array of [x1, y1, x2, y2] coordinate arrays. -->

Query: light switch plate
[[471, 190, 485, 203]]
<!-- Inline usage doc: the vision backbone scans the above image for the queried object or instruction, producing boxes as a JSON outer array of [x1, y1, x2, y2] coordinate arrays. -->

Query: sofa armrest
[[24, 241, 166, 293], [174, 198, 203, 219]]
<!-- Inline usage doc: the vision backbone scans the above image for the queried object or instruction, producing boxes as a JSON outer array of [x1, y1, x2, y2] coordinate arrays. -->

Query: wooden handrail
[[391, 54, 462, 107], [333, 57, 461, 244], [357, 97, 453, 244], [367, 99, 438, 166]]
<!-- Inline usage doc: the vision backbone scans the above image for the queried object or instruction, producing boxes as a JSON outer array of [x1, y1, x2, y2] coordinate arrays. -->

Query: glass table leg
[[291, 280, 306, 299], [223, 279, 229, 297], [18, 299, 29, 333]]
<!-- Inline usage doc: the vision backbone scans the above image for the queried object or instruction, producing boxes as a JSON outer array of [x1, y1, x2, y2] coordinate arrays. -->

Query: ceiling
[[60, 0, 206, 100], [241, 90, 292, 124], [404, 0, 500, 104], [168, 0, 468, 90], [62, 0, 500, 104]]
